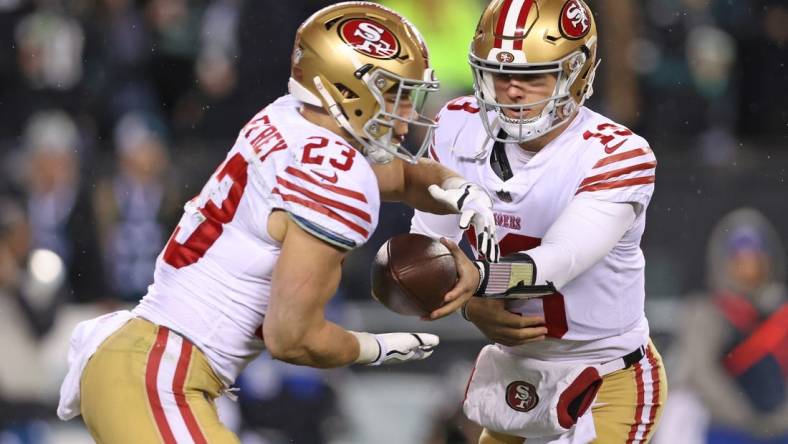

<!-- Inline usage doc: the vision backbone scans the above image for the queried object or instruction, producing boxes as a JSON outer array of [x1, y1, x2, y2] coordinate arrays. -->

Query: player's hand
[[424, 238, 480, 321], [464, 298, 548, 346], [368, 332, 439, 365], [427, 182, 500, 262]]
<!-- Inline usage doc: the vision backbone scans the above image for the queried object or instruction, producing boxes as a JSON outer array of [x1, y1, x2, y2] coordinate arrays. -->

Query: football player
[[411, 1, 667, 443], [56, 2, 499, 442]]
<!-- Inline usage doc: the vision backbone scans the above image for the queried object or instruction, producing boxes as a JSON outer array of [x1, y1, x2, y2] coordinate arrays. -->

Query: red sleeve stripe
[[274, 188, 369, 237], [284, 167, 367, 203], [276, 176, 371, 223], [579, 161, 657, 187], [593, 147, 652, 169], [576, 176, 655, 195]]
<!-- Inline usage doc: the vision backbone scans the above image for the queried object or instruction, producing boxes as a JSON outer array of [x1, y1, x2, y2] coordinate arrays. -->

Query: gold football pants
[[80, 318, 240, 443], [479, 341, 668, 444]]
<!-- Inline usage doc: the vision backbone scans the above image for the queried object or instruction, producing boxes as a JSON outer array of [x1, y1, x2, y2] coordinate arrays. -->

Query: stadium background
[[0, 0, 786, 443]]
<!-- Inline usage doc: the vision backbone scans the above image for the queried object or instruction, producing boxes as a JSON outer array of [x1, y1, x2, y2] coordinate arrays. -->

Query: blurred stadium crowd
[[0, 0, 786, 443]]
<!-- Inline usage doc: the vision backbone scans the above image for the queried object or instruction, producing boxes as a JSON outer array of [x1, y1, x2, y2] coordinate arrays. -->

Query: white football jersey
[[134, 95, 380, 385], [412, 96, 657, 363]]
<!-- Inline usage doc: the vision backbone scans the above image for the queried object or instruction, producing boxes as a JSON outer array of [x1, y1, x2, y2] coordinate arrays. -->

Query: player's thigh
[[80, 318, 239, 444], [591, 342, 668, 444], [478, 428, 525, 444]]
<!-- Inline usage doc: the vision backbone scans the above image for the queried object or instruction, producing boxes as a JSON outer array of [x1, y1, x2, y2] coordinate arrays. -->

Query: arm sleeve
[[526, 197, 636, 289]]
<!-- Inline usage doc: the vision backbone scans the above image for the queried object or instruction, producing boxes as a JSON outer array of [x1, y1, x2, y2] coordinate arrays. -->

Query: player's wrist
[[440, 176, 469, 190], [474, 254, 558, 298], [349, 331, 381, 365], [461, 299, 473, 322], [473, 260, 488, 296]]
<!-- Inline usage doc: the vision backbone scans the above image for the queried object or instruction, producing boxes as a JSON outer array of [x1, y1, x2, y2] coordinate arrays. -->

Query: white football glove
[[351, 331, 439, 366], [428, 181, 500, 262]]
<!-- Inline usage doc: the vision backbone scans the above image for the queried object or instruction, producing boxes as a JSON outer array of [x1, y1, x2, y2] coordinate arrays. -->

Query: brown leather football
[[370, 233, 458, 316]]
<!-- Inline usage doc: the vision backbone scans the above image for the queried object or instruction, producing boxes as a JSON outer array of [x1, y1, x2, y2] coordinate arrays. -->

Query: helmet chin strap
[[288, 77, 323, 107], [498, 100, 556, 141]]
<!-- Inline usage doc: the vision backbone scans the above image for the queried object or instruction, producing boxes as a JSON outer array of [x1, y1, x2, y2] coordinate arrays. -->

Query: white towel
[[57, 310, 136, 420]]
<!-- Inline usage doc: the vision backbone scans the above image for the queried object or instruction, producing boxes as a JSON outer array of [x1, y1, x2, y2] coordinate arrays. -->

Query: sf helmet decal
[[497, 51, 515, 63], [339, 18, 400, 59], [560, 0, 591, 40], [506, 381, 539, 412]]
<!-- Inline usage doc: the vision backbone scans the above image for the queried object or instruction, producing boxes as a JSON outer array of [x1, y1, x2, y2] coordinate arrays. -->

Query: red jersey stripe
[[543, 293, 569, 338], [513, 0, 534, 50], [145, 328, 177, 444], [593, 147, 652, 169], [494, 0, 514, 48], [276, 176, 371, 223], [576, 176, 655, 195], [284, 166, 367, 203], [274, 189, 369, 237], [172, 340, 208, 444], [579, 161, 657, 187], [626, 362, 646, 443]]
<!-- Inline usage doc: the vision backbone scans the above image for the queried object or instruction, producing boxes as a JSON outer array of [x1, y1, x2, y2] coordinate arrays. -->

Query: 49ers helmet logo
[[506, 381, 539, 412], [560, 0, 591, 40], [496, 51, 515, 63], [339, 19, 400, 59]]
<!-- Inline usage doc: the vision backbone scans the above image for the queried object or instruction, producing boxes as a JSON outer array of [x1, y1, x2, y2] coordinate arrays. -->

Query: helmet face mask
[[289, 2, 440, 164], [469, 0, 600, 144], [360, 67, 439, 163], [470, 48, 597, 142]]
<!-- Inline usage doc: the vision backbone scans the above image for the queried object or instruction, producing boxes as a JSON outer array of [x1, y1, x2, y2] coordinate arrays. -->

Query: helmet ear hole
[[334, 83, 359, 99], [355, 109, 363, 117]]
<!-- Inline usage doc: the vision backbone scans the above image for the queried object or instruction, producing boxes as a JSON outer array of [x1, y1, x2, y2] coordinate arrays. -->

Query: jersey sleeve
[[575, 133, 657, 214], [428, 96, 481, 164], [274, 137, 380, 250], [414, 97, 481, 242]]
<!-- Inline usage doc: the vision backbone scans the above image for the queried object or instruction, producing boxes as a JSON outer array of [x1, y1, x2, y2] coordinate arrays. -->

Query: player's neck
[[299, 104, 361, 150], [516, 110, 579, 152]]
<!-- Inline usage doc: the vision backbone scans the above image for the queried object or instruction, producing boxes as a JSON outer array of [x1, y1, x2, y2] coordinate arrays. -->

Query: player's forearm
[[266, 319, 360, 368], [526, 198, 635, 288], [376, 158, 459, 213], [475, 198, 636, 296], [403, 159, 462, 213]]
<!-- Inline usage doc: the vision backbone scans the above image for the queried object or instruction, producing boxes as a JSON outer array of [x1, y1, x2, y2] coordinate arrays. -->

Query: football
[[370, 233, 458, 316]]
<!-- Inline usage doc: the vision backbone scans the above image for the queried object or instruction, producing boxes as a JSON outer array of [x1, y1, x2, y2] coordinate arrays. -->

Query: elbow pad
[[474, 253, 556, 299]]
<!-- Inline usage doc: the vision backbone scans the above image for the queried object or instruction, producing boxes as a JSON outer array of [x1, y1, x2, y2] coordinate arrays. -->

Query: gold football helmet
[[470, 0, 600, 143], [289, 1, 439, 163]]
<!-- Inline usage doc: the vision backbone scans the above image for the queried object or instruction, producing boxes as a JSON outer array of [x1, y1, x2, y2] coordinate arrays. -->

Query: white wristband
[[349, 331, 381, 365]]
